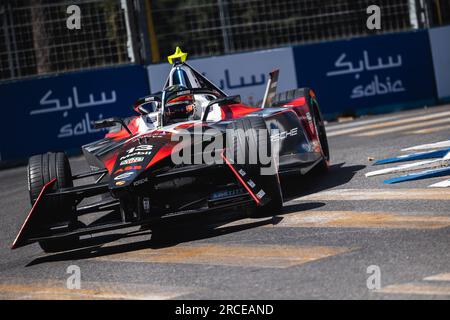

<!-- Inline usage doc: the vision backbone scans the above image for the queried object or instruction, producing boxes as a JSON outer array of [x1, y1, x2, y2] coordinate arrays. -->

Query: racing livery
[[13, 48, 330, 252]]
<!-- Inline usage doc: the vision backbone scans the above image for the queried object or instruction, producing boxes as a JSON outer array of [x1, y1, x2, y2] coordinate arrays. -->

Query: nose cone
[[108, 133, 175, 190]]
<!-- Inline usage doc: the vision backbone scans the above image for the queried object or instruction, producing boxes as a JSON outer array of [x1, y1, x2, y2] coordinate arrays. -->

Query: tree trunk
[[30, 0, 51, 74]]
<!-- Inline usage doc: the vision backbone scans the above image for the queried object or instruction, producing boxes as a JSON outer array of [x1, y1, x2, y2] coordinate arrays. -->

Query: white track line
[[406, 124, 450, 135], [424, 273, 450, 281], [292, 188, 450, 201], [327, 110, 450, 137], [326, 114, 414, 132], [324, 107, 441, 132], [365, 159, 447, 177], [376, 283, 450, 296], [429, 179, 450, 188], [355, 117, 450, 137], [402, 140, 450, 152]]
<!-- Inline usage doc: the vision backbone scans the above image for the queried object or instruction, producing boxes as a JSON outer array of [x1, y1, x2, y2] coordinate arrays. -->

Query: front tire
[[226, 117, 283, 217], [27, 152, 79, 253]]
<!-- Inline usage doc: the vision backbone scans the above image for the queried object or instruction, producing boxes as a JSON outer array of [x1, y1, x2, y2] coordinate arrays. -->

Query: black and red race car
[[12, 48, 330, 253]]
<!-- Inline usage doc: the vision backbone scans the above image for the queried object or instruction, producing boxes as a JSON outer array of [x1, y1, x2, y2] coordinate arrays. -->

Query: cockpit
[[133, 47, 232, 128]]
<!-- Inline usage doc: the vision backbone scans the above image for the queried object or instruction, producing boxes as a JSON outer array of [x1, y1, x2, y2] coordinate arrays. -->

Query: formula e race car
[[12, 48, 330, 253]]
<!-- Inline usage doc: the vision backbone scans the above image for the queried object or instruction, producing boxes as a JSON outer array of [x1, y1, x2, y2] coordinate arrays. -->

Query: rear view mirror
[[93, 117, 132, 135], [92, 118, 119, 128], [134, 95, 162, 115], [136, 101, 160, 115]]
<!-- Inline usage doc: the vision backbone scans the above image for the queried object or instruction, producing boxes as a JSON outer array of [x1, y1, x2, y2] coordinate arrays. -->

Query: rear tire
[[27, 152, 78, 253], [311, 100, 330, 173], [226, 117, 283, 217]]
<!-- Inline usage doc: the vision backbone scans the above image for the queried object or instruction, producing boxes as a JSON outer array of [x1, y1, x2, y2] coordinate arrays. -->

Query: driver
[[164, 88, 217, 124], [163, 59, 223, 123], [141, 48, 228, 126], [165, 94, 195, 123]]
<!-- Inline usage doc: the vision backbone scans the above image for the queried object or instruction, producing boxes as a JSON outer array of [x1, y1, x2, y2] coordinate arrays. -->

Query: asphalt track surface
[[0, 105, 449, 300]]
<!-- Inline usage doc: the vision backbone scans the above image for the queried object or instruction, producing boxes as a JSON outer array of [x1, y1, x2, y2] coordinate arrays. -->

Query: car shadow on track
[[26, 163, 363, 266], [26, 203, 325, 266], [281, 162, 365, 201], [24, 216, 277, 266]]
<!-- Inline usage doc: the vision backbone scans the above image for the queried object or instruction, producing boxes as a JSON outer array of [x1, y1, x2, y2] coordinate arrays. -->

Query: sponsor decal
[[126, 145, 153, 153], [120, 145, 154, 161], [120, 151, 152, 161], [114, 165, 142, 175], [115, 181, 126, 186], [177, 90, 191, 96], [210, 187, 246, 200], [270, 127, 298, 142], [133, 177, 149, 187], [144, 96, 158, 102], [114, 171, 136, 181], [256, 190, 266, 199], [120, 157, 144, 166]]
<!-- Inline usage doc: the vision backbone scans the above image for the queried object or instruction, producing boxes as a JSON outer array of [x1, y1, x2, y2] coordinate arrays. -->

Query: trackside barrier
[[293, 30, 437, 118], [429, 25, 450, 103], [0, 65, 149, 162], [148, 30, 439, 120], [1, 29, 447, 163]]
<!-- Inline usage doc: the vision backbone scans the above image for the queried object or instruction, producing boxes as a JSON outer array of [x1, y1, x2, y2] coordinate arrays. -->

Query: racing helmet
[[164, 85, 195, 124]]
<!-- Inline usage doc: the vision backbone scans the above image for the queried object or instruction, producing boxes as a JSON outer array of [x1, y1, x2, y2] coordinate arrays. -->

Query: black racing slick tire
[[226, 117, 283, 217], [28, 152, 73, 204], [27, 152, 78, 253], [311, 98, 330, 173]]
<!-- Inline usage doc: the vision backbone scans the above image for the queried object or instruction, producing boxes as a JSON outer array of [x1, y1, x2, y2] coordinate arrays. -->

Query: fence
[[149, 0, 448, 61], [0, 0, 132, 81], [2, 0, 450, 82]]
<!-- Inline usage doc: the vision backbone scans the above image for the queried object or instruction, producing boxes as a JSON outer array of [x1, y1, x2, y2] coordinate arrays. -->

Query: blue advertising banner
[[293, 30, 437, 117], [0, 65, 149, 162], [429, 25, 450, 101]]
